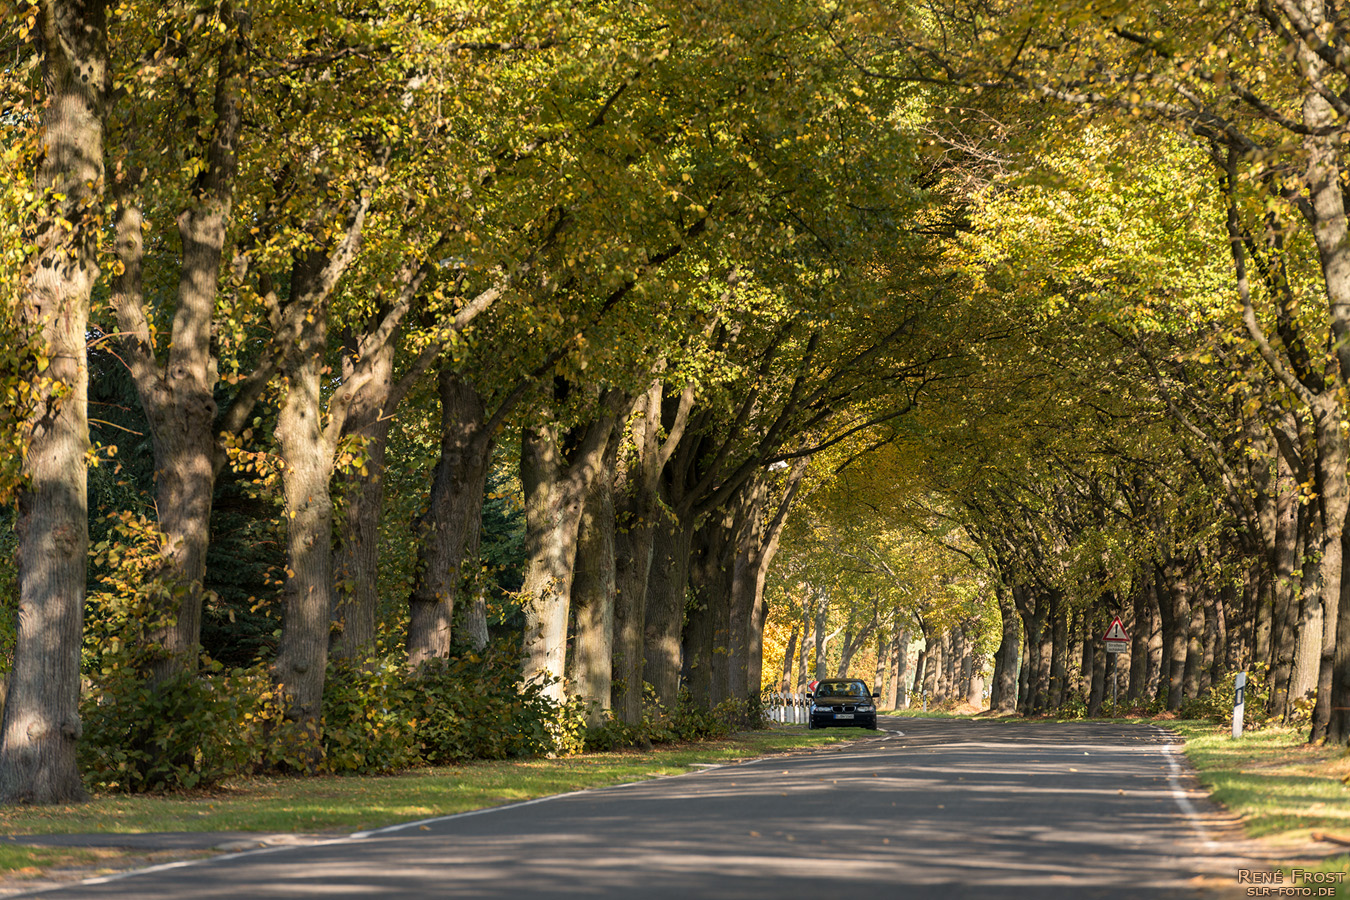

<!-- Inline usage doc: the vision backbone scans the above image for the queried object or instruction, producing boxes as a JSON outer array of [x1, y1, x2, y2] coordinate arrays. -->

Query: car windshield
[[816, 681, 868, 698]]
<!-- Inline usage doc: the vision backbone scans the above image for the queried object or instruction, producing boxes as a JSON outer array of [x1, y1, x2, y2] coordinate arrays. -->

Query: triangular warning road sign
[[1103, 617, 1129, 642]]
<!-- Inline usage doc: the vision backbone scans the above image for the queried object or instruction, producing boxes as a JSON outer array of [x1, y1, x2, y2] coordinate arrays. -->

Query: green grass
[[1167, 724, 1350, 897], [0, 727, 855, 837], [1168, 722, 1350, 842], [0, 844, 100, 873], [0, 726, 859, 883]]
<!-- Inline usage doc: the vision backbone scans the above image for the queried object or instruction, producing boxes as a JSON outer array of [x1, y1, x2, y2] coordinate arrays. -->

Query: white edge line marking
[[1153, 726, 1220, 852], [17, 739, 877, 896]]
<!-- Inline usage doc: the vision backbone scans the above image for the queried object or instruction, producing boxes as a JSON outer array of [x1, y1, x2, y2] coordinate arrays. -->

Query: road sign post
[[1102, 617, 1129, 708], [1233, 672, 1247, 739]]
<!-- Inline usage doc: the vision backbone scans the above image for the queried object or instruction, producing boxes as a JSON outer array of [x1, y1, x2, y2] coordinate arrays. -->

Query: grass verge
[[0, 725, 857, 884], [1167, 722, 1350, 842], [1165, 721, 1350, 897]]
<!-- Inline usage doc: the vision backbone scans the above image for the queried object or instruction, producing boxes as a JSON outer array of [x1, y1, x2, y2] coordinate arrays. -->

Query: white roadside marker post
[[1232, 672, 1247, 739]]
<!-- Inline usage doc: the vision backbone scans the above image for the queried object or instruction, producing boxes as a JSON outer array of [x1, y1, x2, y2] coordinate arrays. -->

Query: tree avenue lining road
[[18, 720, 1254, 899]]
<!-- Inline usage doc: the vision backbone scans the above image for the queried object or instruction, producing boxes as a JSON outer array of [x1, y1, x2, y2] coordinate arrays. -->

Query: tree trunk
[[1326, 524, 1350, 742], [330, 328, 396, 661], [521, 399, 624, 703], [1291, 572, 1323, 715], [612, 470, 657, 721], [1308, 395, 1347, 742], [922, 631, 940, 703], [740, 464, 805, 700], [0, 0, 107, 804], [959, 627, 976, 705], [1156, 561, 1189, 711], [109, 8, 245, 684], [797, 600, 811, 691], [1087, 636, 1107, 718], [407, 373, 493, 666], [1254, 562, 1274, 673], [780, 624, 799, 692], [1181, 575, 1205, 701], [724, 484, 764, 703], [611, 383, 663, 723], [570, 427, 619, 726], [1128, 585, 1150, 700], [519, 420, 576, 704], [992, 587, 1019, 713], [272, 302, 335, 767], [1049, 591, 1068, 707], [1198, 589, 1220, 696], [911, 643, 928, 706], [874, 628, 890, 699], [892, 627, 910, 709], [812, 589, 830, 680], [1014, 584, 1035, 713], [1033, 590, 1053, 712], [643, 514, 696, 709], [1145, 573, 1164, 698], [682, 509, 733, 709]]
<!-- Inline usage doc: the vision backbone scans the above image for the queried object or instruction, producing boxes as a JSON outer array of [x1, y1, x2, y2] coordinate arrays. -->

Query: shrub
[[81, 515, 257, 792], [320, 655, 420, 774], [412, 643, 582, 763], [80, 659, 257, 793]]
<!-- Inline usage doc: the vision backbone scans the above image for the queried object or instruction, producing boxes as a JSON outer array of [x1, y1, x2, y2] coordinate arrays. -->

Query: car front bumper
[[809, 710, 877, 729]]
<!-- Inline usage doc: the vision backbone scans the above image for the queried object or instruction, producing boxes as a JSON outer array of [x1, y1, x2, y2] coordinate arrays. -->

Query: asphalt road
[[12, 718, 1254, 899]]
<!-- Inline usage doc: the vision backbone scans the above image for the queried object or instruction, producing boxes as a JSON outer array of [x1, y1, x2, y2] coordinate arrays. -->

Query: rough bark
[[892, 627, 910, 709], [611, 469, 656, 719], [681, 512, 730, 708], [797, 600, 812, 692], [520, 399, 622, 702], [272, 293, 335, 765], [1156, 560, 1189, 711], [779, 624, 799, 692], [1049, 592, 1068, 707], [1203, 585, 1225, 695], [1013, 584, 1036, 713], [570, 426, 620, 725], [109, 6, 244, 683], [959, 627, 976, 705], [740, 463, 806, 700], [611, 379, 696, 721], [724, 484, 765, 703], [922, 631, 940, 703], [874, 629, 890, 701], [1086, 636, 1107, 718], [812, 588, 831, 680], [1145, 573, 1164, 698], [991, 586, 1019, 713], [643, 514, 696, 708], [1128, 585, 1150, 700], [330, 327, 396, 661], [911, 644, 928, 706], [0, 0, 106, 805], [1032, 590, 1053, 712], [1312, 395, 1348, 742], [1198, 591, 1220, 696], [406, 373, 493, 666]]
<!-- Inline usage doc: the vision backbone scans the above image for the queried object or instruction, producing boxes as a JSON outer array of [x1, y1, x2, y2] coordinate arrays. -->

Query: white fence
[[763, 691, 810, 724]]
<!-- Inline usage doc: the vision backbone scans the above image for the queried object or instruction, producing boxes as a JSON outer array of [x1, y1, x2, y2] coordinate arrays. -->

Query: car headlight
[[857, 705, 874, 712]]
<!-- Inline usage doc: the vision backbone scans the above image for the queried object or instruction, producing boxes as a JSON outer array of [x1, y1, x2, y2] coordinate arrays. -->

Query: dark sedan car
[[807, 679, 879, 730]]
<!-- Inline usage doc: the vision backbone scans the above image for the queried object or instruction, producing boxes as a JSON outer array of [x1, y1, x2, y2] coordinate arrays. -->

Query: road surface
[[12, 718, 1254, 899]]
